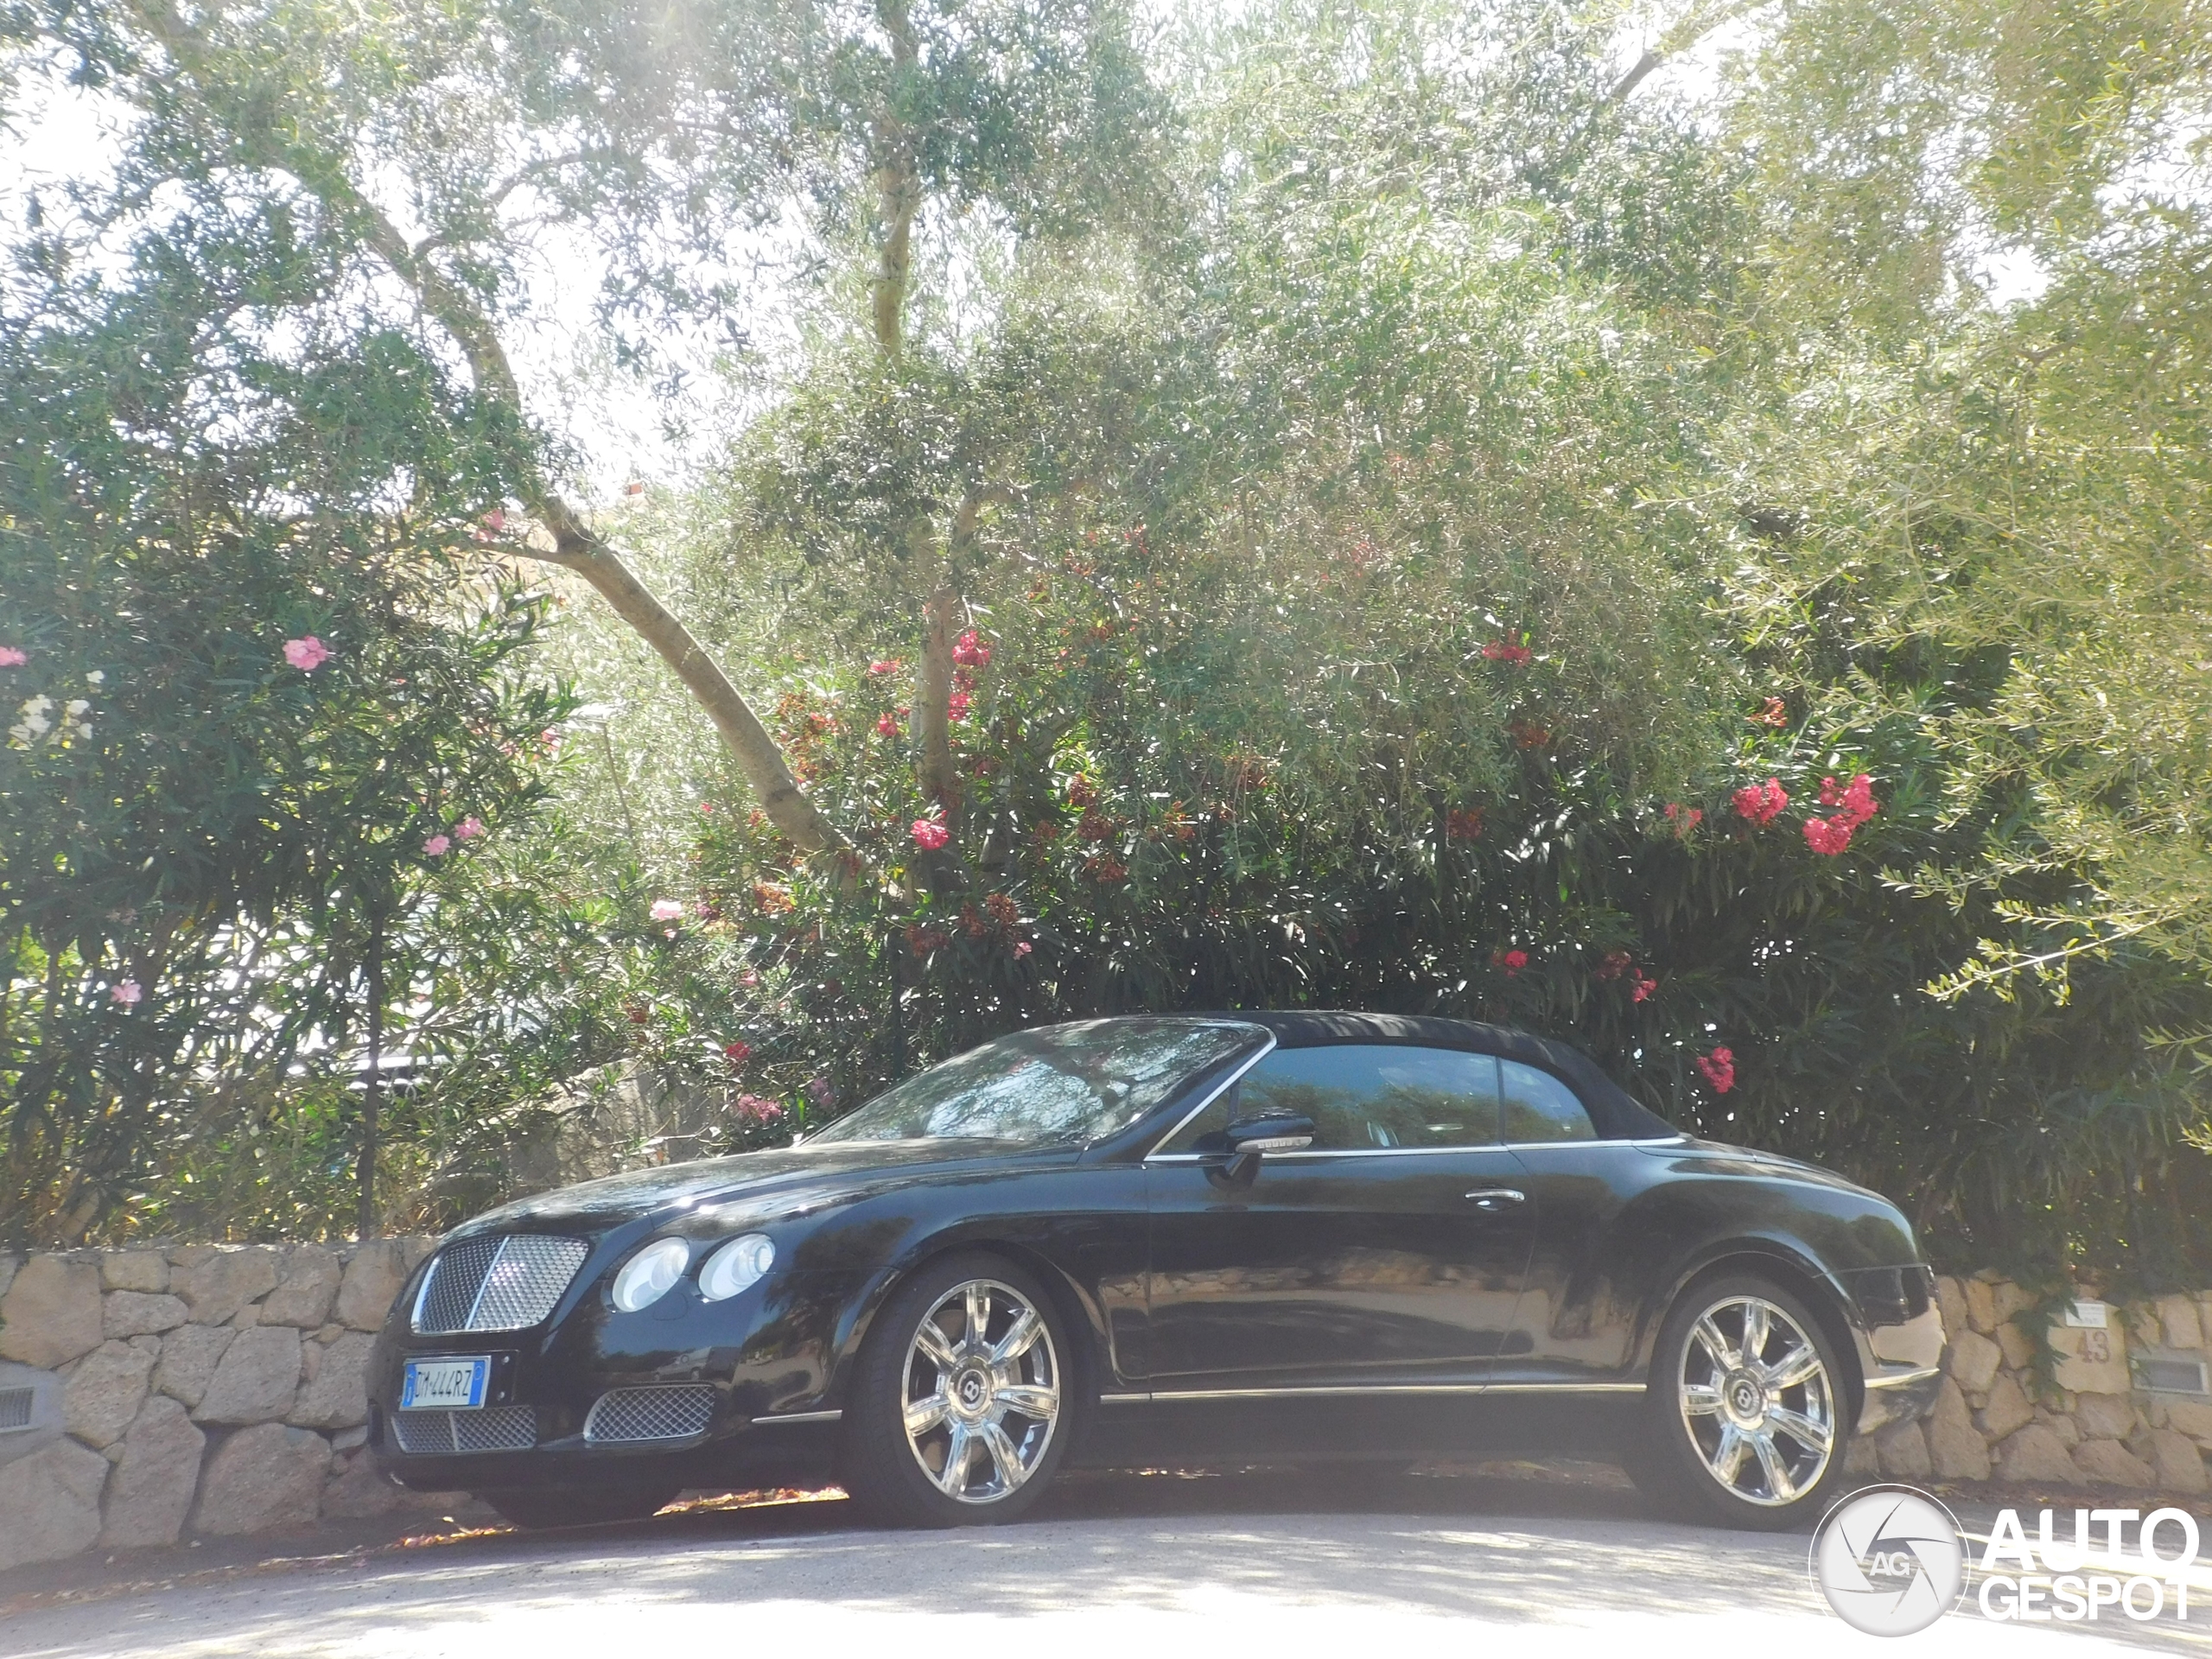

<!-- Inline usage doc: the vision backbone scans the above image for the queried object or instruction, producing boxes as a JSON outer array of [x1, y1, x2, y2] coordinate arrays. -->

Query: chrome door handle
[[1464, 1188, 1526, 1210]]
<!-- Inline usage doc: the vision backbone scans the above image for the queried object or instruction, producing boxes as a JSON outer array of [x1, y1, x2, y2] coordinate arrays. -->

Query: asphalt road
[[2, 1466, 2205, 1659]]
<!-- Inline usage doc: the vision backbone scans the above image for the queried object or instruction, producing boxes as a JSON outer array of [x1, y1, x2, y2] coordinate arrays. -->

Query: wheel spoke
[[1681, 1381, 1724, 1416], [979, 1421, 1027, 1491], [992, 1382, 1058, 1420], [935, 1424, 974, 1496], [1740, 1300, 1771, 1363], [1710, 1425, 1748, 1486], [1751, 1428, 1796, 1501], [913, 1319, 958, 1373], [963, 1283, 991, 1348], [1692, 1314, 1738, 1371], [904, 1392, 950, 1437], [990, 1306, 1043, 1365], [1764, 1344, 1822, 1391], [1767, 1406, 1832, 1455]]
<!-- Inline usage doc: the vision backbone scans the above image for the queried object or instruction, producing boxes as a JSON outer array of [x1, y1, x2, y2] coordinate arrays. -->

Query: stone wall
[[3, 1249, 2211, 1573], [0, 1240, 447, 1573], [1849, 1274, 2212, 1497]]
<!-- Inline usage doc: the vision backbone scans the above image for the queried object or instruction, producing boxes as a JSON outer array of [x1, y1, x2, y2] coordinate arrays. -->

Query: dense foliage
[[2, 0, 2208, 1282]]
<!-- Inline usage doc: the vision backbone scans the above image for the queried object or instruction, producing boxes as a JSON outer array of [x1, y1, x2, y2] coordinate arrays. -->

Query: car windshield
[[810, 1019, 1266, 1147]]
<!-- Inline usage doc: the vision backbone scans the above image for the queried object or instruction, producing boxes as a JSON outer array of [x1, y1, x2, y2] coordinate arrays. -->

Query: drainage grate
[[0, 1387, 31, 1432], [413, 1236, 588, 1335], [584, 1385, 717, 1443], [392, 1405, 537, 1454]]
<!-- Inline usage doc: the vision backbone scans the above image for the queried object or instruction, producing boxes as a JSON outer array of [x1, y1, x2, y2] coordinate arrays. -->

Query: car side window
[[1157, 1045, 1501, 1153], [1498, 1058, 1597, 1143]]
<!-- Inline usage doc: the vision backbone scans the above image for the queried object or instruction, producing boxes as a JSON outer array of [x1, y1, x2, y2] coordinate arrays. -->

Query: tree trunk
[[357, 912, 384, 1240]]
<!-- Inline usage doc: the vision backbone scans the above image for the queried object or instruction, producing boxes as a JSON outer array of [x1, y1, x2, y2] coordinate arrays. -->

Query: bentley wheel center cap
[[1725, 1370, 1766, 1423], [956, 1369, 990, 1411]]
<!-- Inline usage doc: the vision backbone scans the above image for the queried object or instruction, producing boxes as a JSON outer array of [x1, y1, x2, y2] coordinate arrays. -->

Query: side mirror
[[1211, 1113, 1315, 1186]]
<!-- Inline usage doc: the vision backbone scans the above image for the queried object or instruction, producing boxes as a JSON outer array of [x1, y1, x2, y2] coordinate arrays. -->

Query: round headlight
[[611, 1237, 690, 1313], [698, 1233, 776, 1301]]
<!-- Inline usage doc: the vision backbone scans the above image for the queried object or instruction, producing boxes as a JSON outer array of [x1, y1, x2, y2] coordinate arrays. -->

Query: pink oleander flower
[[1632, 976, 1656, 1003], [1696, 1046, 1737, 1094], [1014, 940, 1033, 957], [722, 1041, 752, 1066], [734, 1093, 784, 1125], [868, 658, 903, 677], [876, 712, 899, 737], [1802, 816, 1854, 855], [1732, 779, 1789, 827], [110, 978, 143, 1007], [952, 629, 993, 669], [423, 833, 452, 856], [912, 817, 950, 851], [946, 689, 971, 722], [475, 507, 506, 543], [0, 646, 25, 668], [283, 636, 331, 672], [454, 816, 486, 841], [1493, 948, 1529, 976], [649, 899, 684, 922]]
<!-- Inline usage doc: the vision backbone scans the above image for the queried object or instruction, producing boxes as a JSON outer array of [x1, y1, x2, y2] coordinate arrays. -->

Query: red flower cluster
[[1481, 639, 1533, 665], [1633, 976, 1657, 1003], [1749, 696, 1789, 729], [1077, 810, 1116, 842], [1803, 773, 1878, 855], [911, 817, 950, 850], [1492, 948, 1529, 977], [1732, 778, 1789, 826], [1696, 1046, 1736, 1094], [1083, 854, 1128, 884], [1067, 774, 1099, 808], [734, 1094, 784, 1126], [1507, 720, 1551, 749], [906, 922, 950, 956], [952, 630, 992, 669], [1595, 950, 1633, 981], [1664, 803, 1703, 836], [752, 881, 795, 915], [946, 689, 972, 722], [868, 658, 903, 677], [721, 1041, 752, 1067], [1445, 807, 1485, 842], [876, 711, 900, 737]]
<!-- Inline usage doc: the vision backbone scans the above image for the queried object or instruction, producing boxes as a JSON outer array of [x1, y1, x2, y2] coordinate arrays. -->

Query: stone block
[[2144, 1427, 2209, 1495], [175, 1247, 280, 1326], [0, 1438, 109, 1571], [260, 1246, 341, 1329], [2164, 1398, 2212, 1449], [104, 1290, 188, 1339], [1948, 1328, 2002, 1394], [154, 1323, 234, 1408], [1844, 1434, 1881, 1478], [100, 1252, 170, 1294], [334, 1241, 409, 1332], [1873, 1420, 1932, 1481], [2158, 1295, 2203, 1351], [2051, 1321, 2133, 1396], [1927, 1377, 1992, 1482], [2073, 1438, 2156, 1489], [190, 1422, 329, 1535], [2075, 1391, 2139, 1441], [193, 1325, 301, 1425], [289, 1332, 372, 1430], [99, 1395, 206, 1549], [1996, 1424, 2084, 1485], [63, 1339, 155, 1449], [2037, 1408, 2081, 1447], [1934, 1275, 1968, 1341], [0, 1255, 105, 1369], [1996, 1320, 2035, 1372], [1991, 1281, 2035, 1327], [1976, 1372, 2035, 1441], [0, 1253, 16, 1300], [1965, 1279, 1999, 1335]]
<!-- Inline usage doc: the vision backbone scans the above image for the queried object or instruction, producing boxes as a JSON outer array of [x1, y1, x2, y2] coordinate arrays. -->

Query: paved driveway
[[2, 1468, 2203, 1658]]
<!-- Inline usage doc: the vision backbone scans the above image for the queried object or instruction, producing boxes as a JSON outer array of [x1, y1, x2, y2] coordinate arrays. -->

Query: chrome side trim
[[1147, 1136, 1682, 1164], [750, 1408, 844, 1424], [1142, 1031, 1281, 1159], [1098, 1392, 1150, 1405], [1863, 1364, 1943, 1390], [1129, 1380, 1647, 1402]]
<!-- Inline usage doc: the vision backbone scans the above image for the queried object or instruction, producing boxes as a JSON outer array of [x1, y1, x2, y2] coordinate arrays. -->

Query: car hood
[[1639, 1135, 1885, 1200], [453, 1137, 1072, 1236]]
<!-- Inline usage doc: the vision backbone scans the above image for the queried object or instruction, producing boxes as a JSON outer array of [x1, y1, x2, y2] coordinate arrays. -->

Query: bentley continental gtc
[[366, 1013, 1945, 1529]]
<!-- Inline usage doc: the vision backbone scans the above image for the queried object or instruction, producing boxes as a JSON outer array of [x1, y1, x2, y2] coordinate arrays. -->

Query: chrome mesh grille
[[392, 1404, 536, 1455], [584, 1385, 716, 1443], [0, 1387, 31, 1431], [413, 1236, 588, 1334]]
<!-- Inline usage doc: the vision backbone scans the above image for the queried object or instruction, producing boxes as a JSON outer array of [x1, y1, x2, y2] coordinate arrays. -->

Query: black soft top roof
[[1201, 1009, 1679, 1141]]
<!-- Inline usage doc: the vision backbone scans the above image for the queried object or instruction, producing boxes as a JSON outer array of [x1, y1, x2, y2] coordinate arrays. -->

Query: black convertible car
[[366, 1013, 1944, 1530]]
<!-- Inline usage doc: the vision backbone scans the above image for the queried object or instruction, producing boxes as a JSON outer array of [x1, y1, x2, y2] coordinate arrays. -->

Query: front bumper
[[1837, 1263, 1947, 1433], [366, 1253, 858, 1492]]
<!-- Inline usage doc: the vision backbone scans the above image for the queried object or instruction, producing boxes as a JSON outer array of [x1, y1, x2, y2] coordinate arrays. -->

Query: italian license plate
[[401, 1357, 490, 1410]]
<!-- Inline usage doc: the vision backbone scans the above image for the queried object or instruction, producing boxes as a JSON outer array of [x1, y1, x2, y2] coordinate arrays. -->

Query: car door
[[1487, 1057, 1650, 1388], [1141, 1043, 1536, 1392]]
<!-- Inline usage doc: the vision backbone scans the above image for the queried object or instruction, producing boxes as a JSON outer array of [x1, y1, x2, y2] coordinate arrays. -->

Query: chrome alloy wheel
[[899, 1277, 1061, 1504], [1678, 1293, 1835, 1507]]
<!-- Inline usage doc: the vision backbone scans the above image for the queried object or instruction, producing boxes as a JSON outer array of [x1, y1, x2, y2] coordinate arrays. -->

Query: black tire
[[842, 1250, 1079, 1528], [482, 1482, 681, 1530], [1624, 1270, 1856, 1530]]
